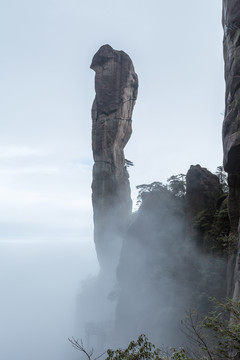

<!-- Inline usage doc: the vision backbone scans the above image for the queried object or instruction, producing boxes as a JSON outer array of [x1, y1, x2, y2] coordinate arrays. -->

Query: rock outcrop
[[186, 165, 228, 253], [186, 165, 223, 223], [91, 45, 138, 270], [222, 1, 240, 300]]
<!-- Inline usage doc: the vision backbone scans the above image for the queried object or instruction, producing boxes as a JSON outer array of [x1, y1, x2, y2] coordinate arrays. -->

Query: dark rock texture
[[91, 45, 138, 270], [222, 0, 240, 300], [222, 1, 240, 173], [186, 165, 223, 224], [186, 165, 228, 252]]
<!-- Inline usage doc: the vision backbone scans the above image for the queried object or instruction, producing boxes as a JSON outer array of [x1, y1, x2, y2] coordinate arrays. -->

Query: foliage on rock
[[136, 182, 168, 207], [192, 197, 230, 254], [136, 174, 187, 208], [167, 174, 186, 197], [185, 165, 230, 254], [106, 334, 191, 360], [136, 166, 230, 255]]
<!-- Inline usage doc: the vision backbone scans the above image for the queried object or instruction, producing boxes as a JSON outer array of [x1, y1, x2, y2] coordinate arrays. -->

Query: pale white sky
[[0, 0, 224, 241]]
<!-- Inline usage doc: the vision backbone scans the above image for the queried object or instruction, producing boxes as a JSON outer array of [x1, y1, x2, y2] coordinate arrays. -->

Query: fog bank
[[0, 240, 99, 360]]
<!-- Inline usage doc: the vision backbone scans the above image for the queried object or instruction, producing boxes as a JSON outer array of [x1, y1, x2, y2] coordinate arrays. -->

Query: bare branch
[[181, 310, 214, 360], [68, 337, 106, 360]]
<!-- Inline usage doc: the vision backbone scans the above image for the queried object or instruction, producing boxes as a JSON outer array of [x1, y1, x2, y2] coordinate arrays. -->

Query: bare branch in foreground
[[68, 337, 106, 360]]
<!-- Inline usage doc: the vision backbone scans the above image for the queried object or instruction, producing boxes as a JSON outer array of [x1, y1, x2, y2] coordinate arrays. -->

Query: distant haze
[[0, 240, 99, 359]]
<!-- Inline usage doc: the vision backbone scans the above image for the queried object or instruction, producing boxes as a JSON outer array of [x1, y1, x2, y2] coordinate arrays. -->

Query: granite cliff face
[[186, 165, 228, 253], [91, 45, 138, 270], [222, 0, 240, 300], [186, 165, 223, 225]]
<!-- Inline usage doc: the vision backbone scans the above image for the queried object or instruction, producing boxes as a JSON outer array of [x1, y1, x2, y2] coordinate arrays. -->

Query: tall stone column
[[222, 0, 240, 300], [90, 45, 138, 271]]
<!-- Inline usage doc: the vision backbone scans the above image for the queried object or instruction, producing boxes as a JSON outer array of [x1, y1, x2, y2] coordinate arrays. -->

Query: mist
[[0, 239, 99, 360], [0, 199, 226, 359], [73, 184, 227, 355]]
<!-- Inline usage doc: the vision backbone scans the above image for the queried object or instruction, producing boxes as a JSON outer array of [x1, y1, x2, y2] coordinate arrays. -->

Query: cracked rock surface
[[90, 45, 138, 270]]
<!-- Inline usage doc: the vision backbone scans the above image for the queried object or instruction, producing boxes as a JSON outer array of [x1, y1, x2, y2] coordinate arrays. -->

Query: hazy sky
[[0, 1, 225, 358], [0, 0, 224, 296], [1, 0, 224, 242]]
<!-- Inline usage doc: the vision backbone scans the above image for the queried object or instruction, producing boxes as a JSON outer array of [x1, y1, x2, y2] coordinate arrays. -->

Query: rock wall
[[222, 0, 240, 300], [186, 165, 228, 253], [91, 45, 138, 271]]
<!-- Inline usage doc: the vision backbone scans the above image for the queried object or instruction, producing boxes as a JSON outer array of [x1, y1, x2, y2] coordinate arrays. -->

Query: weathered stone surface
[[91, 45, 138, 270], [226, 173, 240, 299], [222, 1, 240, 301], [186, 165, 225, 249], [185, 166, 229, 306], [222, 0, 240, 172], [186, 165, 223, 225]]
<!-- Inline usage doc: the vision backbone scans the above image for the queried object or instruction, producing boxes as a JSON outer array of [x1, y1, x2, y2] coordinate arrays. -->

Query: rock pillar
[[90, 44, 138, 271]]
